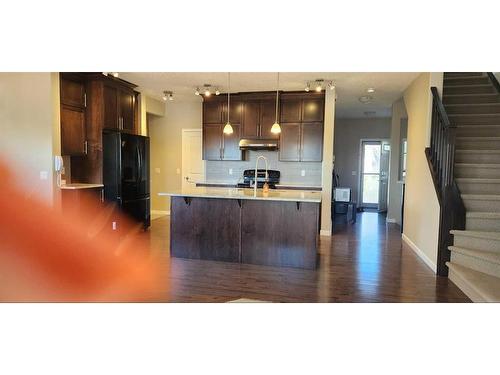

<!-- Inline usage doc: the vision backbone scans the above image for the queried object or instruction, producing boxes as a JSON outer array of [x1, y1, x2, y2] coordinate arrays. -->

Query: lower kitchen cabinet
[[61, 105, 86, 156], [170, 197, 241, 262]]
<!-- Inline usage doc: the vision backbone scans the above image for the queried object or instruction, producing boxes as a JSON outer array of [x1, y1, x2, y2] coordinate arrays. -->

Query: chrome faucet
[[254, 155, 269, 196]]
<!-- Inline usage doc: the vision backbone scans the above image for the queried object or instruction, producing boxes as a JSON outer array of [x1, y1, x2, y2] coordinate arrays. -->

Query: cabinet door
[[242, 100, 260, 138], [301, 122, 323, 161], [280, 98, 302, 123], [61, 105, 86, 156], [222, 124, 242, 161], [260, 99, 279, 139], [279, 123, 301, 162], [203, 124, 222, 160], [60, 78, 86, 108], [302, 98, 324, 122], [103, 85, 119, 130], [203, 100, 223, 124], [229, 99, 243, 124], [119, 89, 135, 133]]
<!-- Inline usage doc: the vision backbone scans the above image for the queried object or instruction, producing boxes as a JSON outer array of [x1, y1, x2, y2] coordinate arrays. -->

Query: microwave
[[334, 188, 351, 202]]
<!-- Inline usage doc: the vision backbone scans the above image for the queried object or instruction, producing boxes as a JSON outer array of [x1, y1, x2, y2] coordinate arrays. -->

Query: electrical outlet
[[352, 171, 357, 175], [112, 221, 117, 230], [39, 171, 48, 180], [229, 168, 233, 175], [301, 170, 306, 177]]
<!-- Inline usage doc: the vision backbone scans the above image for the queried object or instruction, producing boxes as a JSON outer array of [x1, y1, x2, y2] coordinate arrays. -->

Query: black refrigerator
[[103, 130, 151, 229]]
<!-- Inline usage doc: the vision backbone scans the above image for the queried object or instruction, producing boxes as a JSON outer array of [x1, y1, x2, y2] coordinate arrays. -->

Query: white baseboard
[[151, 210, 170, 216], [320, 229, 332, 236], [402, 233, 437, 273]]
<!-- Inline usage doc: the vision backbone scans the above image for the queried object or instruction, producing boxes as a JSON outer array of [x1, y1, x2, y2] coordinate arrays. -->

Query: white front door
[[182, 129, 204, 190]]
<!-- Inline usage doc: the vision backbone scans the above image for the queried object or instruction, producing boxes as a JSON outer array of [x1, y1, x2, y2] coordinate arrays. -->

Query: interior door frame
[[181, 129, 205, 189], [357, 138, 390, 209]]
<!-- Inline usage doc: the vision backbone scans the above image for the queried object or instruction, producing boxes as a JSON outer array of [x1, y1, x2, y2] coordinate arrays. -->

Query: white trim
[[320, 229, 332, 236], [152, 210, 170, 216], [402, 233, 437, 273]]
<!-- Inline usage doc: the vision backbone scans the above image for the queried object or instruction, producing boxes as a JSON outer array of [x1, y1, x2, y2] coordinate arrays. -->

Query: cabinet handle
[[101, 189, 104, 202], [84, 140, 88, 155], [84, 93, 87, 108]]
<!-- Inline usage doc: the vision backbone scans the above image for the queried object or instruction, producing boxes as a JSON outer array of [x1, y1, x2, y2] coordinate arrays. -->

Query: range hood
[[239, 139, 279, 151]]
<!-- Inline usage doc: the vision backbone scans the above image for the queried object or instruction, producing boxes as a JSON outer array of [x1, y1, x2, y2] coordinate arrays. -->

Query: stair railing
[[425, 86, 466, 276]]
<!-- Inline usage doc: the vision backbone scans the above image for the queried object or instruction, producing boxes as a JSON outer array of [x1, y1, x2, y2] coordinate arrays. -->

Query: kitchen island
[[159, 187, 321, 269]]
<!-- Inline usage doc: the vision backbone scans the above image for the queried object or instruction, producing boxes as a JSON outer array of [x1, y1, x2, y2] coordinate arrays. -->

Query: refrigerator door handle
[[136, 145, 141, 187]]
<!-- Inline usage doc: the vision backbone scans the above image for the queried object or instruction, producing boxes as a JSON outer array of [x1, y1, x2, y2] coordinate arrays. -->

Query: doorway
[[359, 140, 390, 211], [181, 129, 205, 189]]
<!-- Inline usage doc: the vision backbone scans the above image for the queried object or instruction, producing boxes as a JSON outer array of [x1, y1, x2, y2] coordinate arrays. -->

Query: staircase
[[442, 72, 500, 302]]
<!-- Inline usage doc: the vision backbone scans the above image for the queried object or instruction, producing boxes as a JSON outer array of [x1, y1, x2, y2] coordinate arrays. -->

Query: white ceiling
[[119, 72, 420, 118]]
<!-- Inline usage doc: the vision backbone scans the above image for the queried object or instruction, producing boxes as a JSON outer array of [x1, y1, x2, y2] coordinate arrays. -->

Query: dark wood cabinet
[[60, 74, 87, 156], [302, 98, 324, 122], [222, 124, 241, 160], [279, 123, 301, 162], [301, 122, 324, 161], [280, 98, 302, 123], [279, 93, 325, 162], [203, 100, 224, 124], [103, 85, 119, 130], [69, 73, 139, 184], [242, 100, 260, 138], [203, 124, 223, 160], [260, 99, 279, 139], [61, 105, 86, 156]]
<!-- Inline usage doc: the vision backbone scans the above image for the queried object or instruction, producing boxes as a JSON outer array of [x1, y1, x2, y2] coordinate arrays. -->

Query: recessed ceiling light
[[359, 95, 373, 103], [367, 88, 375, 93]]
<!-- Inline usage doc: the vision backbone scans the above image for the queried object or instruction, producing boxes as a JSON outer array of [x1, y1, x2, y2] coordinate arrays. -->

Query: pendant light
[[223, 73, 234, 135], [270, 72, 281, 134]]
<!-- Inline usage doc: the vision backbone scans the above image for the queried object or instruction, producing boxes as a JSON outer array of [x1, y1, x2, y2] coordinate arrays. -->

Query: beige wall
[[333, 117, 391, 204], [402, 72, 443, 272], [0, 73, 60, 205], [149, 100, 202, 211], [386, 98, 408, 224]]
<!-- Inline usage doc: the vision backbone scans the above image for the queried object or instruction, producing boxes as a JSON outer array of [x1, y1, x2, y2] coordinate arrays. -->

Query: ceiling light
[[305, 84, 310, 92], [367, 88, 375, 93], [270, 72, 281, 135], [304, 79, 334, 93], [195, 88, 200, 96], [162, 91, 174, 101], [112, 72, 119, 78], [359, 95, 373, 104], [204, 89, 211, 97], [328, 82, 336, 90], [215, 89, 220, 96], [223, 73, 234, 135]]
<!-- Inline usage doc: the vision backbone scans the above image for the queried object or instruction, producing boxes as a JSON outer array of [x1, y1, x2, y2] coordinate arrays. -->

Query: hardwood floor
[[148, 212, 470, 302]]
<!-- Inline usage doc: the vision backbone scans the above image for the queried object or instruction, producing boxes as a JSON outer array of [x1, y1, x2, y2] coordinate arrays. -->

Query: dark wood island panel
[[169, 196, 320, 269]]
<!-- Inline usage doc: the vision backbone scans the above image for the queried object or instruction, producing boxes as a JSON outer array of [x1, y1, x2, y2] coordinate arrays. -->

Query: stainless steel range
[[237, 169, 280, 189]]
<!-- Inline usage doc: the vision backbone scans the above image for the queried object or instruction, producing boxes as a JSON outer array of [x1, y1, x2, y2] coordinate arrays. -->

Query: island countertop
[[158, 186, 321, 203]]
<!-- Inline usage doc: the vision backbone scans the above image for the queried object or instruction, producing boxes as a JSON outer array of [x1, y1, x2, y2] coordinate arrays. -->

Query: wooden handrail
[[430, 86, 453, 128], [487, 72, 500, 94]]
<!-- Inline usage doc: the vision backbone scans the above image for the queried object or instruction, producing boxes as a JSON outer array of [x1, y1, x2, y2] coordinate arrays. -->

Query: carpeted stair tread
[[467, 212, 500, 219], [446, 262, 500, 302], [449, 246, 500, 265], [450, 229, 500, 241]]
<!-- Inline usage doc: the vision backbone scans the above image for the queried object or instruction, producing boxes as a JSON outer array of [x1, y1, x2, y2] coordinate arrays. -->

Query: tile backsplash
[[204, 151, 322, 186]]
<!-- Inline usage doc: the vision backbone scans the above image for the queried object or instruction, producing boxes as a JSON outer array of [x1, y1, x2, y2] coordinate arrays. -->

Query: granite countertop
[[60, 183, 104, 190], [159, 186, 322, 203], [195, 181, 322, 191]]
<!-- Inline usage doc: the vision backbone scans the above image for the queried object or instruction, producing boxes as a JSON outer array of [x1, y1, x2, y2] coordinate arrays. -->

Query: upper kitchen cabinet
[[241, 100, 260, 138], [101, 82, 137, 133], [279, 92, 325, 162], [60, 73, 87, 156], [259, 99, 279, 139], [203, 98, 224, 124]]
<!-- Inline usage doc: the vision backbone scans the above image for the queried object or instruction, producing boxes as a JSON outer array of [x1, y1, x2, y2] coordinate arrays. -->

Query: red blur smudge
[[0, 161, 168, 302]]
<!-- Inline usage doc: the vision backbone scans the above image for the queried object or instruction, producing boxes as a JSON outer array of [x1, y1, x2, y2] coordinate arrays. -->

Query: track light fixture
[[195, 84, 219, 97], [304, 79, 335, 92], [163, 91, 174, 101]]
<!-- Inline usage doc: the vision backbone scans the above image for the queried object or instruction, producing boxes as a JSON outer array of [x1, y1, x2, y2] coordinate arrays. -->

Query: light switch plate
[[39, 171, 48, 180], [155, 167, 161, 174], [229, 168, 233, 175], [301, 170, 306, 177]]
